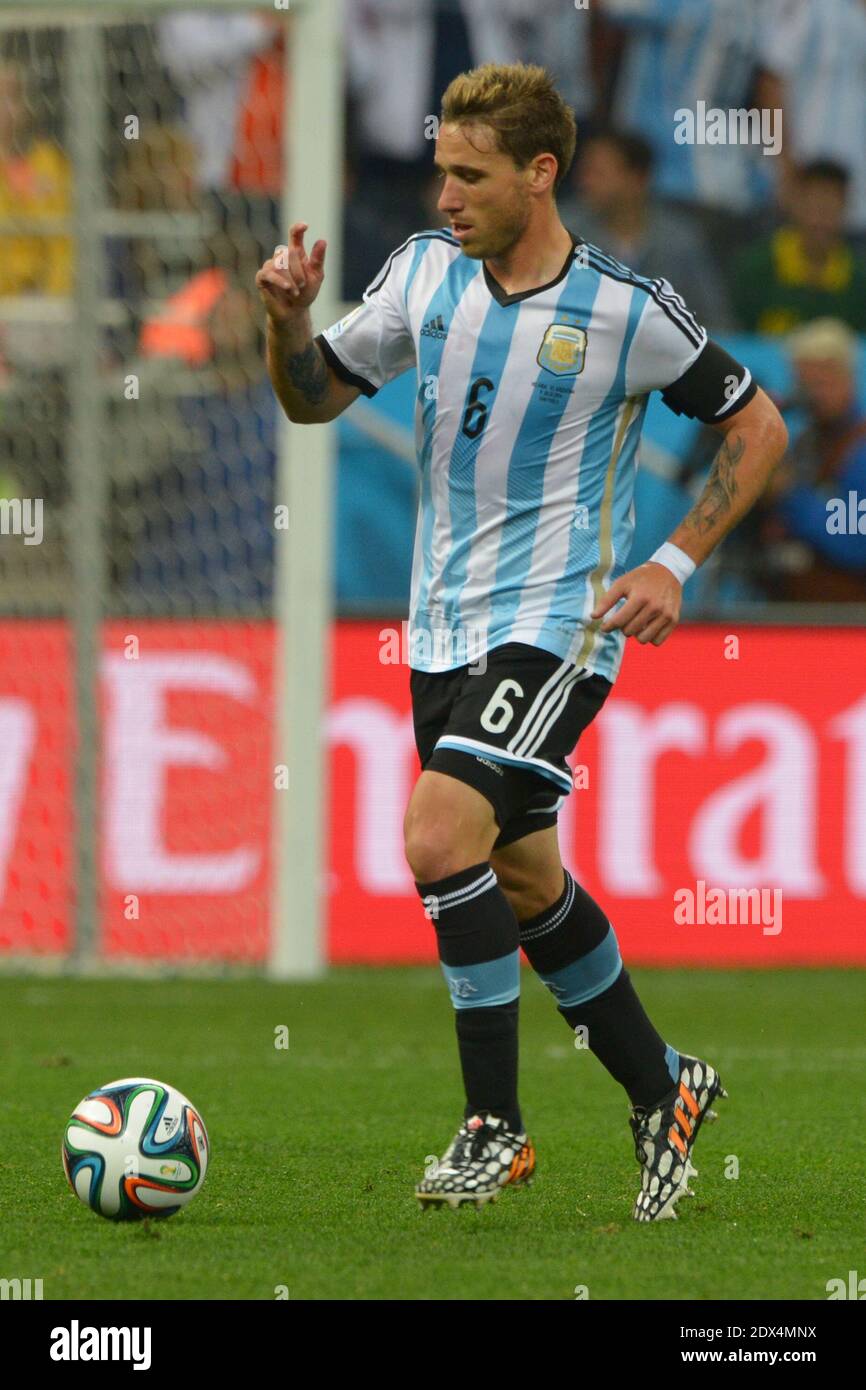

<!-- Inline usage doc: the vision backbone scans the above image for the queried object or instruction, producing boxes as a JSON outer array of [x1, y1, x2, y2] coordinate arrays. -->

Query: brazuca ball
[[62, 1077, 209, 1220]]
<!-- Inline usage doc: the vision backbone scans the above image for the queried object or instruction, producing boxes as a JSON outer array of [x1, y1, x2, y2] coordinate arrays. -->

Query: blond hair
[[788, 317, 857, 370], [441, 63, 577, 193]]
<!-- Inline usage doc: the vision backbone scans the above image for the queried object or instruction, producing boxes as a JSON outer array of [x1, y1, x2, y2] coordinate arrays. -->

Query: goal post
[[269, 0, 342, 979]]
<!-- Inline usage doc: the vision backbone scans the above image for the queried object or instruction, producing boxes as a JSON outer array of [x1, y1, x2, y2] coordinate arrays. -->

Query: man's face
[[579, 140, 641, 214], [792, 178, 846, 244], [434, 120, 536, 259], [794, 356, 854, 422]]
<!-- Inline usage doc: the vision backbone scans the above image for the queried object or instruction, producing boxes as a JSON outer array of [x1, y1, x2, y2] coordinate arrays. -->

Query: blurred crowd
[[1, 0, 865, 610]]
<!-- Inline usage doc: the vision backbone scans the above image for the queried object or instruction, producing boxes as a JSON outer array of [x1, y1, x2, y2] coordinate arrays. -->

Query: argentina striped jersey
[[317, 229, 709, 682]]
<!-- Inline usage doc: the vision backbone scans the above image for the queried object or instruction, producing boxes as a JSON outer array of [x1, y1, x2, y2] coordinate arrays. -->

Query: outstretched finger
[[288, 221, 308, 253], [591, 582, 624, 621], [308, 238, 327, 272]]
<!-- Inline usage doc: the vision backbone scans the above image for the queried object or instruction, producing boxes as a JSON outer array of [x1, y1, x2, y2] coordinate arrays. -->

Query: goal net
[[0, 0, 340, 976]]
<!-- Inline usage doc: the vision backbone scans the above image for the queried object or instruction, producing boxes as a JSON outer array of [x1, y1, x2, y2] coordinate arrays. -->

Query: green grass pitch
[[1, 968, 863, 1301]]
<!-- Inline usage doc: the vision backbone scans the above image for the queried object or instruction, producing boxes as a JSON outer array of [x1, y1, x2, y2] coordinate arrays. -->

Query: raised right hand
[[256, 221, 327, 322]]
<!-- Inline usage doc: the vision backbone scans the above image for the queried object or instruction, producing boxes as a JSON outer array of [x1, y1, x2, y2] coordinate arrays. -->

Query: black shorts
[[410, 642, 613, 850]]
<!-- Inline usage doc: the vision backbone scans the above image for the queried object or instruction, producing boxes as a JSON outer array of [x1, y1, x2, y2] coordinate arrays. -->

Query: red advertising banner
[[99, 623, 274, 962], [0, 620, 864, 965], [0, 623, 73, 955], [329, 622, 866, 966]]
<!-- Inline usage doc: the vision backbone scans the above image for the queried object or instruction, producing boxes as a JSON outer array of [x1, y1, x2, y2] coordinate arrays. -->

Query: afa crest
[[537, 316, 588, 377]]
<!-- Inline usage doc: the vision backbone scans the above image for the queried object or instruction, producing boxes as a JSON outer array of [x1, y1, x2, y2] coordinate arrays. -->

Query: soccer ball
[[62, 1077, 209, 1221]]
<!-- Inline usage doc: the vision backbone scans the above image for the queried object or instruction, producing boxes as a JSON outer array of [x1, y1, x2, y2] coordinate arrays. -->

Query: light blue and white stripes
[[321, 227, 707, 686]]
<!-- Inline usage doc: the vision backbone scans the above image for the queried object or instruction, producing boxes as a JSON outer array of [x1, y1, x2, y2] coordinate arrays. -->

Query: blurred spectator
[[115, 228, 276, 610], [107, 123, 201, 356], [559, 128, 735, 332], [758, 0, 866, 247], [156, 10, 287, 256], [0, 53, 70, 529], [347, 0, 529, 167], [343, 154, 411, 300], [115, 124, 198, 219], [0, 56, 71, 296], [345, 0, 533, 251], [502, 5, 595, 128], [603, 0, 771, 264], [755, 319, 866, 601], [731, 161, 866, 335], [157, 11, 286, 197]]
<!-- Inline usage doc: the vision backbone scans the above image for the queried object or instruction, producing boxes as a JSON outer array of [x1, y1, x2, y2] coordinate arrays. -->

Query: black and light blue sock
[[519, 870, 679, 1109], [416, 862, 522, 1132]]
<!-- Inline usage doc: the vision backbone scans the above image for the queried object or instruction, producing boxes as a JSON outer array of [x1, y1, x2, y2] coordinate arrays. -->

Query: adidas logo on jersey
[[476, 757, 505, 777], [421, 314, 448, 339]]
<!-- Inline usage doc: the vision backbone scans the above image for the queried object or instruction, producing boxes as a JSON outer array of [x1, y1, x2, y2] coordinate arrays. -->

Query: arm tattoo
[[682, 430, 745, 536], [283, 341, 329, 406]]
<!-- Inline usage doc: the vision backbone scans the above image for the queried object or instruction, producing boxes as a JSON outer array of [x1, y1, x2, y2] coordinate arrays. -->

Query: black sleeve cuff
[[315, 333, 379, 398], [661, 339, 757, 424]]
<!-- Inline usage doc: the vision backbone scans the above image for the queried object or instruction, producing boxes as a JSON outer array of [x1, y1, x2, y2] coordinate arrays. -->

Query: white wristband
[[648, 541, 696, 585]]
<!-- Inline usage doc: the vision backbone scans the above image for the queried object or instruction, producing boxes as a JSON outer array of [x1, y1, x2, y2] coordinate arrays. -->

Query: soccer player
[[257, 65, 788, 1222]]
